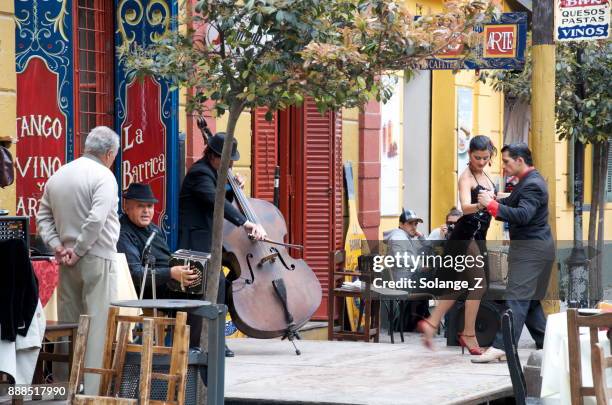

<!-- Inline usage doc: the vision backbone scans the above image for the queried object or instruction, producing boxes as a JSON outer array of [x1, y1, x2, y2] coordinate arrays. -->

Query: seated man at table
[[117, 183, 198, 298]]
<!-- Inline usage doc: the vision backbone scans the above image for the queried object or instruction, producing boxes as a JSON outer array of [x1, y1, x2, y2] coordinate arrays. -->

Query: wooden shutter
[[251, 108, 278, 202], [301, 99, 342, 318]]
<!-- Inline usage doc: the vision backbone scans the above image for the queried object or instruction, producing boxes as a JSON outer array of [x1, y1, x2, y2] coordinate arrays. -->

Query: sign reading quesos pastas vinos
[[555, 0, 611, 41]]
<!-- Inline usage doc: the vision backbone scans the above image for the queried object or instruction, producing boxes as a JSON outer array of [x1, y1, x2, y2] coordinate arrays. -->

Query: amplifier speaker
[[446, 301, 503, 347]]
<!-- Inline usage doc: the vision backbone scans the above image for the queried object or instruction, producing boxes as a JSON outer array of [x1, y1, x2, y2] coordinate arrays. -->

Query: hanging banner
[[115, 0, 179, 248], [423, 12, 528, 70], [555, 0, 610, 41], [15, 0, 74, 233]]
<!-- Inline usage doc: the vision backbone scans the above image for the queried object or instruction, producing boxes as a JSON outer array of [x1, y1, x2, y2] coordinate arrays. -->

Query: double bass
[[197, 119, 322, 350]]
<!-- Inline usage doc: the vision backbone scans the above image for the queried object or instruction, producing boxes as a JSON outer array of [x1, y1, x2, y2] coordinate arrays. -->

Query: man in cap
[[383, 208, 428, 277], [178, 132, 266, 356], [117, 183, 198, 299]]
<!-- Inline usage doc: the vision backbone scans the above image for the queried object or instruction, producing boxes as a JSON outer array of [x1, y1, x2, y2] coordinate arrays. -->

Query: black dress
[[449, 169, 496, 242], [439, 173, 496, 294]]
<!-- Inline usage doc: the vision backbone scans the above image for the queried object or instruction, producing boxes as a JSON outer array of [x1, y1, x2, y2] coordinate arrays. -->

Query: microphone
[[144, 230, 157, 253]]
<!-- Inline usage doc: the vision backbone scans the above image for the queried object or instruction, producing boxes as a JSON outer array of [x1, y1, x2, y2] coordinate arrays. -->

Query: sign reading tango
[[424, 12, 527, 70], [15, 58, 67, 233], [555, 0, 610, 41]]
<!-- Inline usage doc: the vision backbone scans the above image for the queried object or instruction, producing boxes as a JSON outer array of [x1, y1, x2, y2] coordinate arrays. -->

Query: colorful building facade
[[2, 0, 610, 321]]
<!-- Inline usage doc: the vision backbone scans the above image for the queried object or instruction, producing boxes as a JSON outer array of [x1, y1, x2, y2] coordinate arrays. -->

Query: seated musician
[[117, 183, 198, 298]]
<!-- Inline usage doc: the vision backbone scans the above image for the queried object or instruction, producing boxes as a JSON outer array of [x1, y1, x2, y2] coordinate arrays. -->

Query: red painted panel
[[358, 101, 382, 242], [251, 108, 278, 202], [16, 57, 67, 233], [302, 99, 337, 319], [120, 76, 167, 226]]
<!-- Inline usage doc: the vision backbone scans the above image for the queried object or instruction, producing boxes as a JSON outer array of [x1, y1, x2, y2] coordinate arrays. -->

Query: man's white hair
[[84, 126, 120, 157]]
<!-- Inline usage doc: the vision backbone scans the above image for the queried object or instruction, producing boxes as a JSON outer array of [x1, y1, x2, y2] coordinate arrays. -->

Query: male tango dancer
[[474, 143, 555, 362]]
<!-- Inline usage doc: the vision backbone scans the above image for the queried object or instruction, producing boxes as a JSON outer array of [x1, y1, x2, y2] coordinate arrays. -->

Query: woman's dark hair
[[469, 135, 497, 156], [501, 143, 533, 165], [446, 207, 463, 220]]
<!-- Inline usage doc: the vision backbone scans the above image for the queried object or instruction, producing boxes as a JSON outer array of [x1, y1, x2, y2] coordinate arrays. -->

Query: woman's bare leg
[[461, 240, 487, 348]]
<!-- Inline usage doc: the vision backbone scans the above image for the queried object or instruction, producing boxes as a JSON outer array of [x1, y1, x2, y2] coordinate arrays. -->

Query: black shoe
[[225, 344, 235, 357]]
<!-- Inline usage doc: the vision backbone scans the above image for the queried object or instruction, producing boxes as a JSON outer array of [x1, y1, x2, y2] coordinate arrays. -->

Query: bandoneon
[[167, 249, 210, 295]]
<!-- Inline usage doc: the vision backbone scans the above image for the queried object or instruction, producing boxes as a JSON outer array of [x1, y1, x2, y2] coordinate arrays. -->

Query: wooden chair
[[592, 341, 611, 404], [567, 309, 612, 405], [33, 320, 79, 384], [68, 306, 190, 405], [328, 251, 380, 342]]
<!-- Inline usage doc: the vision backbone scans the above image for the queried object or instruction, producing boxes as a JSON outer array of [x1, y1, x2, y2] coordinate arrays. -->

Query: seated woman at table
[[117, 183, 198, 299]]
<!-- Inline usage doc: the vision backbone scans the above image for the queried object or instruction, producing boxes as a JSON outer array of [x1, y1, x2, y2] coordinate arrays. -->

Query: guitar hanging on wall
[[343, 161, 369, 331]]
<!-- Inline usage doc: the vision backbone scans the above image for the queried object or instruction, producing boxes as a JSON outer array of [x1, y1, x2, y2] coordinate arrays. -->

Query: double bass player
[[177, 131, 267, 357]]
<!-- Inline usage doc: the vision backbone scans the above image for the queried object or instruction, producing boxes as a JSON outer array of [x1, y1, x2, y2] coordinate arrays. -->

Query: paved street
[[225, 332, 533, 404]]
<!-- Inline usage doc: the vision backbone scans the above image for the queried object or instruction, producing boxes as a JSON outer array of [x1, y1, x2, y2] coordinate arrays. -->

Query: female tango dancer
[[418, 135, 498, 355]]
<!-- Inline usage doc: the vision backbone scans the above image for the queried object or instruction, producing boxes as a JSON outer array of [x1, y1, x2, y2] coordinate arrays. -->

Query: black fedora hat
[[123, 183, 158, 203], [207, 132, 240, 161]]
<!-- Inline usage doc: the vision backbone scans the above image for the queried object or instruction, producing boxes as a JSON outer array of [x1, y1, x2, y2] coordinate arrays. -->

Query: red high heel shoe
[[416, 319, 437, 350], [457, 333, 484, 355]]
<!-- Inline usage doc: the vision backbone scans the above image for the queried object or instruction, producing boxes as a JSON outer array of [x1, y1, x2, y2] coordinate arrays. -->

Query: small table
[[540, 311, 612, 405], [111, 299, 226, 405]]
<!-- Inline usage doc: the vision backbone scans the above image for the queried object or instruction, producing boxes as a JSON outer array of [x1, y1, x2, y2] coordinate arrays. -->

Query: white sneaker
[[471, 347, 507, 363]]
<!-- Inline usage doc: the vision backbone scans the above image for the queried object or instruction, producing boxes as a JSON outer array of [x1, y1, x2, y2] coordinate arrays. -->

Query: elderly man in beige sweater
[[37, 126, 120, 394]]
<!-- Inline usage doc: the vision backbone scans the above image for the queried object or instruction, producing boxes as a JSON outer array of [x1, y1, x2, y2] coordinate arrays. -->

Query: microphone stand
[[139, 247, 158, 341]]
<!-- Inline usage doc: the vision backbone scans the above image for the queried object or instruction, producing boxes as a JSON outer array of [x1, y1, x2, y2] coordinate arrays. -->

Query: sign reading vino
[[15, 59, 67, 233]]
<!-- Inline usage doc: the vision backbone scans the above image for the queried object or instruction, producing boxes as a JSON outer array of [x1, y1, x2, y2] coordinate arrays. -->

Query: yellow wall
[[0, 1, 16, 213], [378, 74, 405, 239], [430, 71, 507, 240]]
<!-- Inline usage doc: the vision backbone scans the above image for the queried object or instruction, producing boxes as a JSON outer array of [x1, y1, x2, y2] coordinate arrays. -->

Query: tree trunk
[[197, 100, 244, 401], [588, 141, 601, 302]]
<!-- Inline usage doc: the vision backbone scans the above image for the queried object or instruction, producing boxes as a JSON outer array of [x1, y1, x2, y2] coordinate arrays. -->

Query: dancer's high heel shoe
[[457, 333, 484, 355], [416, 319, 437, 350]]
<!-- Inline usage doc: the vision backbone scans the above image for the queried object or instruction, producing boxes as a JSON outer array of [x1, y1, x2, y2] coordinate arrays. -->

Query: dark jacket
[[0, 239, 38, 342], [178, 158, 246, 252], [495, 169, 554, 259], [117, 215, 172, 296]]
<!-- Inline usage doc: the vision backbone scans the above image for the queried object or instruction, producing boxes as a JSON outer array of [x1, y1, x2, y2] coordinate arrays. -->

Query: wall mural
[[14, 0, 74, 233], [115, 0, 179, 248]]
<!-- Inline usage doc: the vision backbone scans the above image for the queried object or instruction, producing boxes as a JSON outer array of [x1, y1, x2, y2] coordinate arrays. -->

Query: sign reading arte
[[424, 12, 527, 70], [15, 58, 66, 232], [120, 76, 167, 226], [555, 0, 610, 41]]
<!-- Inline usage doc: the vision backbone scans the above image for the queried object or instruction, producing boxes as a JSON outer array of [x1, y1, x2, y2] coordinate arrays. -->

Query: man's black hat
[[123, 183, 158, 203], [207, 132, 240, 161]]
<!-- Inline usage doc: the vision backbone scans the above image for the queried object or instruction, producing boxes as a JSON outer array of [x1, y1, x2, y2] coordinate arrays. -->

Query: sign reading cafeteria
[[555, 0, 610, 41], [424, 12, 527, 70]]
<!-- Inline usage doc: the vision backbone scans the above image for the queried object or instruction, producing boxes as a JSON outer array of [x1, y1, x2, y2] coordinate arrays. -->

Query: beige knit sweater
[[36, 154, 120, 260]]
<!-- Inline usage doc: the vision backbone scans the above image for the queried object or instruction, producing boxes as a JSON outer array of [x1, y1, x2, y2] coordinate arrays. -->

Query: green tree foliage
[[120, 0, 500, 349], [122, 0, 499, 116], [482, 40, 611, 144]]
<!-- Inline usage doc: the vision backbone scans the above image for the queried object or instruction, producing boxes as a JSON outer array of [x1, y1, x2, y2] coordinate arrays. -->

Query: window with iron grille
[[74, 0, 114, 156]]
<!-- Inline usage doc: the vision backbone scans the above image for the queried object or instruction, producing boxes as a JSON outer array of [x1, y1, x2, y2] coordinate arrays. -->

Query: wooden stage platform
[[224, 333, 532, 405]]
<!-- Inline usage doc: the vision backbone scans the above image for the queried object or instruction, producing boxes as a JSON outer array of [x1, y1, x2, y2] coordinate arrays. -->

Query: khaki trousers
[[58, 254, 118, 394]]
